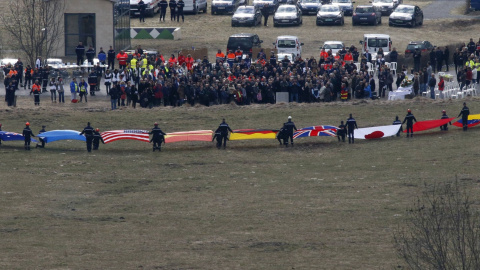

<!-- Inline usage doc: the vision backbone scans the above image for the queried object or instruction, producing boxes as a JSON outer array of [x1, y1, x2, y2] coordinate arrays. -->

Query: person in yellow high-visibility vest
[[130, 56, 138, 72]]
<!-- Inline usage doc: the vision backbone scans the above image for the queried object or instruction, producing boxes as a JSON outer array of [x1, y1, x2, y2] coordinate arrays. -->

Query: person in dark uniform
[[169, 0, 177, 21], [92, 128, 105, 150], [402, 109, 417, 138], [75, 42, 85, 66], [212, 128, 223, 147], [217, 118, 233, 149], [346, 114, 358, 144], [107, 46, 116, 70], [392, 116, 403, 137], [22, 122, 35, 151], [282, 116, 297, 147], [269, 52, 277, 66], [262, 4, 270, 26], [150, 122, 166, 152], [88, 70, 98, 96], [138, 0, 146, 23], [440, 110, 452, 131], [458, 102, 470, 131], [36, 125, 46, 148], [337, 121, 346, 142], [79, 122, 95, 152], [276, 126, 287, 145], [176, 0, 185, 22], [85, 45, 95, 72], [158, 0, 168, 22], [24, 65, 33, 89]]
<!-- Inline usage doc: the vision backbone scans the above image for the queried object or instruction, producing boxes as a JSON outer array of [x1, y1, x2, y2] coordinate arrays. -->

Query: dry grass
[[1, 96, 480, 269], [130, 0, 480, 61]]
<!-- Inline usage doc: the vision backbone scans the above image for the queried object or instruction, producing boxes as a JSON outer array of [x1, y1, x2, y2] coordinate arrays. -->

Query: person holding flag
[[93, 128, 105, 150], [458, 102, 470, 131], [217, 118, 233, 149], [79, 122, 95, 152], [36, 125, 47, 148], [22, 122, 35, 151], [150, 122, 166, 152], [346, 114, 358, 144], [392, 116, 402, 137], [282, 116, 297, 147], [403, 109, 417, 138], [337, 121, 346, 142], [440, 110, 452, 131]]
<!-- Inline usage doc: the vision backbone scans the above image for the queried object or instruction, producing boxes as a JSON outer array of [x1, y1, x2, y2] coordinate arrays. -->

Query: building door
[[64, 13, 96, 56]]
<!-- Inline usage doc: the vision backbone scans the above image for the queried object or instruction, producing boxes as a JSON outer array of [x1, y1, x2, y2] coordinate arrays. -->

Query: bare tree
[[0, 0, 65, 66], [394, 180, 480, 270]]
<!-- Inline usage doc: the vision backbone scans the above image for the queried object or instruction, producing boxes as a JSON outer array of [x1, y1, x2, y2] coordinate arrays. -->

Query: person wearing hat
[[282, 116, 297, 147], [216, 118, 233, 149], [150, 122, 166, 152], [440, 110, 452, 131], [36, 125, 47, 148], [392, 116, 402, 137], [346, 114, 358, 144], [92, 128, 105, 150], [79, 122, 95, 152], [402, 109, 417, 138], [458, 102, 470, 131], [22, 122, 35, 151]]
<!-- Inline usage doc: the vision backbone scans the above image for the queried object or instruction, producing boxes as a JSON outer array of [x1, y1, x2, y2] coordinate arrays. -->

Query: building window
[[114, 0, 131, 51], [64, 13, 96, 56]]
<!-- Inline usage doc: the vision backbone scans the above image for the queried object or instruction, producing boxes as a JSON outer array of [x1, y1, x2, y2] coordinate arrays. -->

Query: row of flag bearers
[[0, 102, 472, 152]]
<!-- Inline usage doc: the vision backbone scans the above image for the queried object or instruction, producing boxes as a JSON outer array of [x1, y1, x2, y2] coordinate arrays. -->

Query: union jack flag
[[101, 130, 150, 144], [293, 125, 338, 139]]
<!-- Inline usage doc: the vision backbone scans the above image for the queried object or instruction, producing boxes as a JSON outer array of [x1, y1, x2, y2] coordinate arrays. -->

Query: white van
[[360, 34, 392, 59], [184, 0, 208, 14], [273, 35, 304, 58]]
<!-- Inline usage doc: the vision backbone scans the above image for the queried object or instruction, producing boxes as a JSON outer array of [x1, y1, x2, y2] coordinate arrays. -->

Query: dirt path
[[423, 0, 475, 19]]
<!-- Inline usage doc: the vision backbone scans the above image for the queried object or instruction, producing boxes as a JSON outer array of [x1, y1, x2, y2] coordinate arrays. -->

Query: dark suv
[[227, 33, 263, 56], [404, 40, 433, 56], [352, 5, 381, 25]]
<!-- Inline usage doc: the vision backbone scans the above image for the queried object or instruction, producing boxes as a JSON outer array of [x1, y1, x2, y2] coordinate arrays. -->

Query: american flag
[[101, 130, 150, 144], [293, 126, 338, 139]]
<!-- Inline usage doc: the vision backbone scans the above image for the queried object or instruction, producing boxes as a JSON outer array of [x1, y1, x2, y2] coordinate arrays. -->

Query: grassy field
[[1, 96, 480, 269]]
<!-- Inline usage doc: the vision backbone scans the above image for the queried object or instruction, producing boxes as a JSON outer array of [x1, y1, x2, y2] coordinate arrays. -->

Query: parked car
[[404, 40, 433, 56], [253, 0, 279, 14], [212, 0, 241, 14], [389, 4, 423, 27], [0, 58, 19, 68], [316, 4, 344, 25], [273, 4, 303, 27], [184, 0, 208, 14], [274, 35, 303, 57], [359, 33, 392, 58], [298, 0, 322, 15], [370, 0, 402, 15], [231, 6, 262, 26], [129, 0, 160, 17], [227, 33, 263, 57], [330, 0, 354, 16], [352, 5, 381, 25], [321, 41, 345, 55]]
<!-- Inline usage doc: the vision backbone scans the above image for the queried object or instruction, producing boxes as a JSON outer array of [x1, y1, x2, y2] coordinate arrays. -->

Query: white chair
[[438, 72, 445, 77], [390, 62, 397, 75], [354, 62, 360, 71], [366, 62, 375, 77]]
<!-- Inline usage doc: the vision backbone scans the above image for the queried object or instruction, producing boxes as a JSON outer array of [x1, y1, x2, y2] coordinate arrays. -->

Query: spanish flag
[[164, 130, 213, 143], [229, 129, 278, 140]]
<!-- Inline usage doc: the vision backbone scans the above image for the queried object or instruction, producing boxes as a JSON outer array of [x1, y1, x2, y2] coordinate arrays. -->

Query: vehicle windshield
[[303, 0, 319, 3], [324, 43, 343, 50], [277, 6, 296, 12], [321, 5, 339, 12], [332, 0, 350, 3], [228, 37, 253, 49], [407, 44, 424, 50], [395, 6, 414, 14], [356, 7, 374, 13], [367, 38, 388, 48], [278, 40, 296, 48], [237, 7, 255, 13], [373, 0, 392, 3]]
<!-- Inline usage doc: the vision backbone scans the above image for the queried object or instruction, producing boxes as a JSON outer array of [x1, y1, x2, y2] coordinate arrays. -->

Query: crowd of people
[[3, 37, 480, 109]]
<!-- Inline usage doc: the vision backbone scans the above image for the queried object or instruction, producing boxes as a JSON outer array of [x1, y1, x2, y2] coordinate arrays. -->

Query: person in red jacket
[[116, 50, 129, 69], [168, 54, 177, 68], [177, 53, 185, 66], [344, 51, 353, 63], [438, 75, 445, 99], [185, 54, 194, 71]]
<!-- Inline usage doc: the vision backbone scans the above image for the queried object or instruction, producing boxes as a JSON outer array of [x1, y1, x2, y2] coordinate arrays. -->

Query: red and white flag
[[354, 125, 401, 139], [101, 130, 150, 144]]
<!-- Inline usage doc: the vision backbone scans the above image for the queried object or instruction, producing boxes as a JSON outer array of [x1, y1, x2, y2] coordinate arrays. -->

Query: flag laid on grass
[[403, 118, 456, 133], [452, 114, 480, 128], [38, 130, 86, 143], [101, 130, 150, 144], [164, 130, 213, 143], [229, 129, 278, 140], [293, 126, 338, 139], [0, 131, 37, 143], [354, 125, 401, 139]]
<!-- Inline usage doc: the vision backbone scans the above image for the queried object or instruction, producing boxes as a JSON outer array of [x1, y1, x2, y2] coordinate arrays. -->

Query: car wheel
[[341, 18, 344, 26], [300, 18, 303, 25], [274, 22, 278, 27], [232, 22, 235, 27], [419, 16, 423, 25], [373, 18, 377, 26], [194, 7, 199, 14], [379, 17, 382, 24], [411, 19, 416, 28], [352, 20, 355, 26]]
